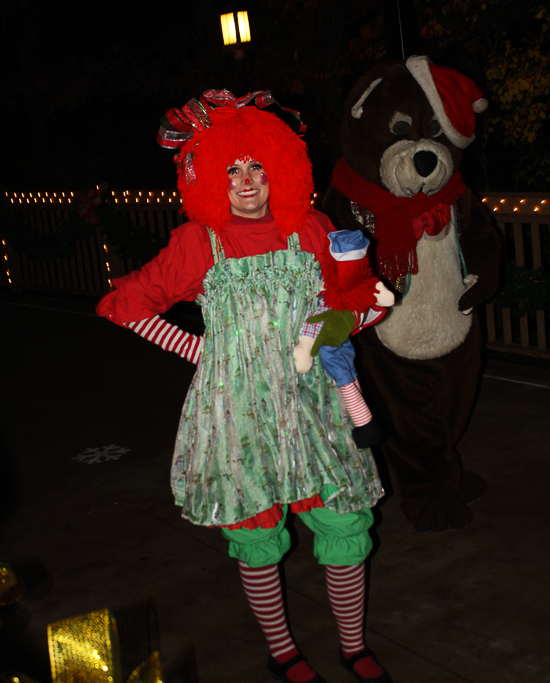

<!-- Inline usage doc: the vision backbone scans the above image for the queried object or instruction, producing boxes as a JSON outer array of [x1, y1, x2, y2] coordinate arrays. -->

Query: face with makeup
[[227, 158, 270, 218]]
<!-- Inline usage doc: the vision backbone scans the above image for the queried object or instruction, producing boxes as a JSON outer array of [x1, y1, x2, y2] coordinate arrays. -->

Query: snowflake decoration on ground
[[73, 444, 131, 464]]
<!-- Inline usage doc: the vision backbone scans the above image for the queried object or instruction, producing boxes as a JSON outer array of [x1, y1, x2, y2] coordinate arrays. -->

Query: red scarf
[[330, 157, 466, 281]]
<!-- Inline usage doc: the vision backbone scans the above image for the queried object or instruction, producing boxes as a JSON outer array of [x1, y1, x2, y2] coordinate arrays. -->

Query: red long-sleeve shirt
[[96, 210, 338, 363], [97, 210, 335, 325]]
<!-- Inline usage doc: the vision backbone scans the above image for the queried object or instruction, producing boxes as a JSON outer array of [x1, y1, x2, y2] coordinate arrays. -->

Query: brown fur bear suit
[[323, 57, 502, 532]]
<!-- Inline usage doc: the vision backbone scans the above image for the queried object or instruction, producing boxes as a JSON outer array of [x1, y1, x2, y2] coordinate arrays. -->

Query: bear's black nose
[[413, 150, 438, 177]]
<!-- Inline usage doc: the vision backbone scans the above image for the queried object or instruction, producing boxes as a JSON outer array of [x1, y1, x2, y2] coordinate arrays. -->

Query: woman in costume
[[96, 90, 390, 683]]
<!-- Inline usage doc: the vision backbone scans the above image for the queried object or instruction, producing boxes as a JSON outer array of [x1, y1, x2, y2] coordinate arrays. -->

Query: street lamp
[[220, 11, 251, 94], [220, 11, 251, 50]]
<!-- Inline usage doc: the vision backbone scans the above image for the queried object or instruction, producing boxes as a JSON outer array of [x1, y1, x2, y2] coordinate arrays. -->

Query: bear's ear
[[351, 78, 383, 119]]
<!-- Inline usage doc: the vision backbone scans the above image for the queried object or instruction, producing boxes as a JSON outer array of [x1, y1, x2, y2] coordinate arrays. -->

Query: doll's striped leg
[[340, 379, 372, 426], [340, 379, 383, 448], [319, 343, 382, 448]]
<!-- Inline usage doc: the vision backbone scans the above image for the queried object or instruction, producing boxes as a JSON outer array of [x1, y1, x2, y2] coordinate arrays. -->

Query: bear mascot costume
[[323, 55, 502, 532]]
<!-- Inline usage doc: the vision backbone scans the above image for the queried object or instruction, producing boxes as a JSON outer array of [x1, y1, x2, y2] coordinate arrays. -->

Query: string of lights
[[6, 189, 183, 206], [482, 196, 549, 215], [2, 239, 11, 285], [2, 190, 548, 297], [6, 191, 548, 213]]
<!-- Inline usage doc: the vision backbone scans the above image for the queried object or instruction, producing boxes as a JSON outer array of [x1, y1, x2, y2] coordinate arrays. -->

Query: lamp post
[[220, 11, 251, 95]]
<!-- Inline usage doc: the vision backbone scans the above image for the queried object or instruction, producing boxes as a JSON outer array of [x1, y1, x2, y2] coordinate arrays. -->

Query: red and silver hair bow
[[158, 89, 305, 149], [158, 89, 306, 183]]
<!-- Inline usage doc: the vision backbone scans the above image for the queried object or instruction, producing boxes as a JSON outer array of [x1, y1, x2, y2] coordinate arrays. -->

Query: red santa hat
[[406, 55, 488, 149], [321, 230, 381, 311]]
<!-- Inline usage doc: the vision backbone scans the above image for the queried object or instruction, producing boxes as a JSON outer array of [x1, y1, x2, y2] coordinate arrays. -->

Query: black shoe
[[267, 654, 327, 683], [340, 647, 391, 683], [352, 420, 384, 448]]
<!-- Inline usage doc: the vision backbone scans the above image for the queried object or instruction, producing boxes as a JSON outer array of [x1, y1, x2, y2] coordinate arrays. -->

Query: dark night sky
[[1, 0, 244, 189], [2, 0, 546, 193], [2, 0, 403, 191]]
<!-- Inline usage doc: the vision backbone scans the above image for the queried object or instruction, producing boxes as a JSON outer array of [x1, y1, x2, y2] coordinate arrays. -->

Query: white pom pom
[[473, 98, 488, 114]]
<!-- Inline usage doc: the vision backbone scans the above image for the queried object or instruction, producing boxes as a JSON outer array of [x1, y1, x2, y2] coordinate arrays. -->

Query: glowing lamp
[[237, 12, 251, 42], [220, 11, 251, 46]]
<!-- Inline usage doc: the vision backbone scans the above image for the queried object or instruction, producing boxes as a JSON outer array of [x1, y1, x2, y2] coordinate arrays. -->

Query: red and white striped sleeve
[[125, 315, 204, 365]]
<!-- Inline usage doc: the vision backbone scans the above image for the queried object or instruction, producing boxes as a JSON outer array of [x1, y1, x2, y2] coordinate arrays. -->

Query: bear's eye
[[428, 118, 443, 137], [389, 112, 412, 137]]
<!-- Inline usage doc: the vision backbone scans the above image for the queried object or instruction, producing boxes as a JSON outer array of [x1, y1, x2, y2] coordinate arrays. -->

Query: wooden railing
[[1, 189, 182, 295], [482, 193, 549, 358], [2, 189, 549, 358]]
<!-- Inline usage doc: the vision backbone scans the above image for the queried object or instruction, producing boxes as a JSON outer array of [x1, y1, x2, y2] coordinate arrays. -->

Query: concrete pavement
[[1, 292, 549, 682]]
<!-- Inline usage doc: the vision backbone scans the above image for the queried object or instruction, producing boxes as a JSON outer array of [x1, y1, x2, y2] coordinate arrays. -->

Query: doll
[[293, 229, 394, 448]]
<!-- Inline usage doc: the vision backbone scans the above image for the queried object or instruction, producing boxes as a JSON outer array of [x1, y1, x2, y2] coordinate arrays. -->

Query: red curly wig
[[174, 105, 314, 238]]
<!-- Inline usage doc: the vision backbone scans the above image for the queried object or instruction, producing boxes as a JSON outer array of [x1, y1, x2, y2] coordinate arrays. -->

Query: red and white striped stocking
[[238, 561, 316, 682], [325, 563, 384, 680]]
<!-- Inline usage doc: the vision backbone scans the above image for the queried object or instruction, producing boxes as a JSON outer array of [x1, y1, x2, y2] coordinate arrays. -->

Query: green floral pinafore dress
[[171, 230, 383, 526]]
